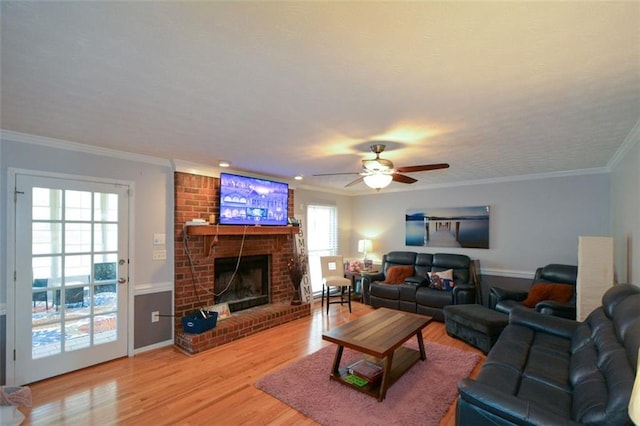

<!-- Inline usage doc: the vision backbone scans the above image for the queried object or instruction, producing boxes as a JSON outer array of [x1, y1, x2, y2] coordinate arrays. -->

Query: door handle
[[118, 277, 127, 284]]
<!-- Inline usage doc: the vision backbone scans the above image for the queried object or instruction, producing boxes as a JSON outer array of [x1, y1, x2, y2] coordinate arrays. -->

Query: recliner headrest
[[539, 264, 578, 285], [385, 251, 417, 266]]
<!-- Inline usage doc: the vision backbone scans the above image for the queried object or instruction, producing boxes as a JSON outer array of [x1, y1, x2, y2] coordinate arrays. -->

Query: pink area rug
[[255, 340, 480, 426]]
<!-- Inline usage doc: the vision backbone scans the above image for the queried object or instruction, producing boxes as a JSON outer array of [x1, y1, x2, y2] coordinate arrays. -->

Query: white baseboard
[[133, 339, 174, 355]]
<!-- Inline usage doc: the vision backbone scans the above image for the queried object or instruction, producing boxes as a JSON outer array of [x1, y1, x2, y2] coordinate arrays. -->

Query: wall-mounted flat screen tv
[[219, 173, 289, 226]]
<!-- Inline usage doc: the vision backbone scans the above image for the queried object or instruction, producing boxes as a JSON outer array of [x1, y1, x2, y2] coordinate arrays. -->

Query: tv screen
[[219, 173, 289, 226]]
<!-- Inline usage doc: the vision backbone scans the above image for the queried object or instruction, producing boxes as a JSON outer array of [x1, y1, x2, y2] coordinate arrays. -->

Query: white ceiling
[[2, 1, 639, 194]]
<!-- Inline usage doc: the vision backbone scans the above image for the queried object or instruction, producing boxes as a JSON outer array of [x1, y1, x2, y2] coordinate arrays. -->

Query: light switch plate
[[152, 250, 167, 261], [153, 233, 166, 245]]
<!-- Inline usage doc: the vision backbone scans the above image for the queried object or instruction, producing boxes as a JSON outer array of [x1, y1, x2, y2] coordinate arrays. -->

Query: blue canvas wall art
[[405, 206, 490, 249]]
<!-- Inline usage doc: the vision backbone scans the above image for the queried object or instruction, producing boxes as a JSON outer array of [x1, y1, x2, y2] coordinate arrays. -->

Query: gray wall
[[611, 130, 640, 283], [134, 291, 173, 349], [351, 172, 611, 277]]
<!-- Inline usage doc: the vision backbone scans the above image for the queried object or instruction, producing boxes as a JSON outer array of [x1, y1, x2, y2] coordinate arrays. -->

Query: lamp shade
[[630, 347, 640, 424], [363, 173, 392, 189], [357, 239, 372, 254]]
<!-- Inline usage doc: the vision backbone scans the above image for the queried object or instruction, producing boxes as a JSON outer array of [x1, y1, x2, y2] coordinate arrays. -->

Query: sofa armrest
[[457, 379, 581, 426], [509, 305, 579, 338], [452, 284, 476, 304], [535, 300, 576, 320], [361, 272, 385, 305], [489, 286, 528, 309]]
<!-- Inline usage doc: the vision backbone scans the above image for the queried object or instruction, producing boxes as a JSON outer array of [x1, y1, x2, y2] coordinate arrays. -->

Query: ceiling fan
[[313, 144, 449, 190]]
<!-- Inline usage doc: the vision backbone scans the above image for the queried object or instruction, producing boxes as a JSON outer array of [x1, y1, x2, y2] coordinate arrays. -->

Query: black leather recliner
[[489, 263, 578, 319], [457, 283, 640, 426]]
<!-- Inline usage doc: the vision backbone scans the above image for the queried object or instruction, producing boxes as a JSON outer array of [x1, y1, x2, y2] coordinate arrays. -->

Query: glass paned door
[[13, 173, 129, 384]]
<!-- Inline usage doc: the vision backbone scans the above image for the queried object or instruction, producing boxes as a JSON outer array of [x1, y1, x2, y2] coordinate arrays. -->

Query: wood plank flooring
[[21, 301, 485, 425]]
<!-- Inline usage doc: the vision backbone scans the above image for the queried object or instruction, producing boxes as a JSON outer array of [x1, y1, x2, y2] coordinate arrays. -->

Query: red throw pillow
[[384, 265, 414, 284], [522, 283, 574, 308]]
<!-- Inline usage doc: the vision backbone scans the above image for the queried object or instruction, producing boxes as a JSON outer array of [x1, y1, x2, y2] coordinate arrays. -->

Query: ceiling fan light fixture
[[362, 158, 393, 172], [363, 173, 393, 190]]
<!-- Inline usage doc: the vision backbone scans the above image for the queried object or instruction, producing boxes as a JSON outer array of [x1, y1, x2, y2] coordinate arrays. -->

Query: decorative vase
[[291, 288, 302, 305]]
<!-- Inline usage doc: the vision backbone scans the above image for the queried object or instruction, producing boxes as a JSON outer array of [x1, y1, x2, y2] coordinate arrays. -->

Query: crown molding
[[2, 129, 615, 197], [607, 118, 640, 170], [0, 129, 171, 167], [361, 166, 611, 195]]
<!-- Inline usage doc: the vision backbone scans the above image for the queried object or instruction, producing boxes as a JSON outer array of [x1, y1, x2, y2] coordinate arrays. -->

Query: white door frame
[[5, 167, 135, 385]]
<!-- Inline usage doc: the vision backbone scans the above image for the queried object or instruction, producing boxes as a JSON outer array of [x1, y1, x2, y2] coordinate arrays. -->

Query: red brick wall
[[174, 172, 296, 327]]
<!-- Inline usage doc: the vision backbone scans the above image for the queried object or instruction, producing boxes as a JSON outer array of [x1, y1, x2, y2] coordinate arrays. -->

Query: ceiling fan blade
[[395, 163, 450, 173], [392, 173, 417, 184], [345, 176, 364, 187], [312, 172, 360, 176]]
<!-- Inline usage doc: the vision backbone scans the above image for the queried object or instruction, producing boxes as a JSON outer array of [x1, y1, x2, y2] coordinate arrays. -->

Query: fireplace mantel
[[187, 225, 299, 255]]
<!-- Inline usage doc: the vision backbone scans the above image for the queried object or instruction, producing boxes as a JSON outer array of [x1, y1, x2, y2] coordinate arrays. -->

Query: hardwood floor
[[21, 301, 485, 425]]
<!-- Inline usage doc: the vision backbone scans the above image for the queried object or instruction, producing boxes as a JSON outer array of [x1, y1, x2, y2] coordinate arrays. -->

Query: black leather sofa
[[362, 251, 478, 321], [457, 283, 640, 426], [490, 263, 578, 319]]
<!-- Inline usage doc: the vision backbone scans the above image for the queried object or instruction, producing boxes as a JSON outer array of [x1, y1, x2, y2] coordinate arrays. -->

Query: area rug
[[255, 340, 480, 426]]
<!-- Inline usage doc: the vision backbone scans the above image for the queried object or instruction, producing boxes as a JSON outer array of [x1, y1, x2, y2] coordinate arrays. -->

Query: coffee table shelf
[[331, 347, 422, 399]]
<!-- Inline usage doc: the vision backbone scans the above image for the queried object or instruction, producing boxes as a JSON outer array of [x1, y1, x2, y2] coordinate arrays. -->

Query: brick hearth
[[175, 302, 310, 354], [174, 172, 311, 353]]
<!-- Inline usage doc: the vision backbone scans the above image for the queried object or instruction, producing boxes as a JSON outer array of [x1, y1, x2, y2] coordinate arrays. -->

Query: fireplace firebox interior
[[214, 255, 270, 312]]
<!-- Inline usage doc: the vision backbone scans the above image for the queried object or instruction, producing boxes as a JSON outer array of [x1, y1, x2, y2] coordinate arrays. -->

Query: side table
[[344, 270, 378, 301]]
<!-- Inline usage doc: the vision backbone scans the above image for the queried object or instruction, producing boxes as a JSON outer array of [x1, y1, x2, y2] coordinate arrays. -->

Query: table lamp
[[358, 239, 372, 270]]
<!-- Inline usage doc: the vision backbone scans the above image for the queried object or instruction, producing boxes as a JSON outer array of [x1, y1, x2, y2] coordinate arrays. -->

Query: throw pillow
[[428, 269, 455, 291], [384, 265, 415, 284], [522, 283, 574, 308]]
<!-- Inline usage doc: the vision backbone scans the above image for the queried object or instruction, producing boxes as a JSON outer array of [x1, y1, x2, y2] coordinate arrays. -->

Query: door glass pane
[[94, 223, 118, 252], [94, 259, 118, 314], [32, 256, 61, 284], [65, 190, 92, 221], [65, 318, 91, 351], [65, 223, 91, 253], [94, 314, 117, 345], [32, 323, 61, 359], [33, 222, 62, 255], [64, 255, 91, 280], [32, 187, 62, 221], [94, 192, 118, 221]]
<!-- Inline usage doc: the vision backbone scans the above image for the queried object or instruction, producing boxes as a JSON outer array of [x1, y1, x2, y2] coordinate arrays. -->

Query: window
[[306, 204, 338, 293]]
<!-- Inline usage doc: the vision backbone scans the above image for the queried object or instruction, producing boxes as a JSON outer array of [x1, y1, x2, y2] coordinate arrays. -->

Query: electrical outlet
[[151, 311, 159, 323]]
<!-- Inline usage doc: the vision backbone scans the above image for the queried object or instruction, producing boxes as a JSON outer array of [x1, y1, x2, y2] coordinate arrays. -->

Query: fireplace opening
[[214, 255, 270, 312]]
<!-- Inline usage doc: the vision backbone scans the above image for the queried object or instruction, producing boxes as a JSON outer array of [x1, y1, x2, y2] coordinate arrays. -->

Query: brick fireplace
[[174, 172, 311, 354]]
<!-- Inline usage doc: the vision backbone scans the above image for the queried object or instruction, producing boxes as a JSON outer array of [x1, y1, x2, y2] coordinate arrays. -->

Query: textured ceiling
[[2, 1, 639, 194]]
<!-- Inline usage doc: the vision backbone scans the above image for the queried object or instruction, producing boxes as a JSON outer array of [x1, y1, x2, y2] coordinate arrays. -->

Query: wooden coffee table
[[322, 308, 433, 401]]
